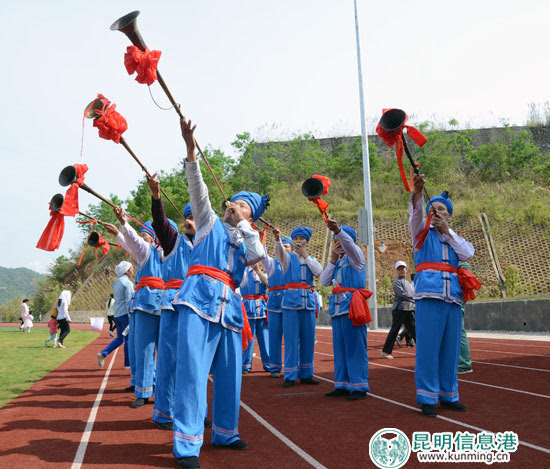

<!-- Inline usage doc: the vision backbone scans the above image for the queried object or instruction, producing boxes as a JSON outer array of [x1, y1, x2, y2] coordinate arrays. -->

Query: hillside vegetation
[[26, 121, 550, 314]]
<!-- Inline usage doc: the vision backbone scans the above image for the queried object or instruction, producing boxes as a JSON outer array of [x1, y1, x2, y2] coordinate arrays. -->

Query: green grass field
[[0, 326, 98, 408]]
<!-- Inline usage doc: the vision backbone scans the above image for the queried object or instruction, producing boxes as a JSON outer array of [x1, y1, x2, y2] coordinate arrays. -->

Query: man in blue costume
[[241, 262, 270, 374], [147, 172, 196, 430], [108, 210, 164, 409], [272, 226, 323, 388], [320, 220, 370, 401], [172, 119, 267, 469], [261, 236, 294, 378], [410, 174, 474, 417]]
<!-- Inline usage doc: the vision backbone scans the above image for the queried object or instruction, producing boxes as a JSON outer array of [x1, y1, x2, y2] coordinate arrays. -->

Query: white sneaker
[[109, 331, 114, 338], [97, 353, 105, 368], [57, 343, 66, 348], [381, 352, 394, 359]]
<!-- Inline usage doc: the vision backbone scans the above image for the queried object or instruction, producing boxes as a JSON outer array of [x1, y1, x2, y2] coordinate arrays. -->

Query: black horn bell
[[88, 231, 100, 247], [302, 177, 325, 199], [379, 109, 407, 132], [50, 194, 65, 211], [110, 11, 147, 51], [59, 165, 77, 187]]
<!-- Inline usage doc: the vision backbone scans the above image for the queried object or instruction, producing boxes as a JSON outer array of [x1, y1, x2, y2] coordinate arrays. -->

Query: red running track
[[0, 324, 549, 468]]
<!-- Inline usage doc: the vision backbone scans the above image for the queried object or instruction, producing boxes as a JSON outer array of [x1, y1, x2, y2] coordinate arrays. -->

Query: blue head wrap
[[426, 191, 453, 216], [167, 218, 178, 233], [281, 236, 294, 247], [183, 203, 192, 218], [335, 225, 357, 243], [141, 221, 156, 238], [229, 191, 269, 222], [291, 226, 312, 241]]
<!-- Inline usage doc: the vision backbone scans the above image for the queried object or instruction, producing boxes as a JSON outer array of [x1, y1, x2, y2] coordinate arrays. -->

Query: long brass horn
[[50, 193, 108, 226], [111, 12, 232, 212], [59, 165, 118, 209], [84, 96, 183, 216]]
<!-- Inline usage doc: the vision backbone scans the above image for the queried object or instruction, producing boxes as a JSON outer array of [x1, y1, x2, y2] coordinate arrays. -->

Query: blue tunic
[[173, 217, 247, 331], [132, 244, 163, 315], [328, 254, 367, 317], [241, 268, 267, 319], [160, 234, 193, 311], [267, 260, 285, 313], [281, 253, 316, 311]]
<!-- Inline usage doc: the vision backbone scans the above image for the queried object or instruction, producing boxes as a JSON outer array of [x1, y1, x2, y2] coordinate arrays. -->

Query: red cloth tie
[[414, 211, 434, 250], [307, 174, 331, 222], [164, 279, 184, 290], [63, 164, 88, 217], [331, 285, 373, 326], [135, 276, 165, 291], [124, 46, 162, 86], [415, 262, 482, 302], [92, 94, 128, 143], [36, 206, 65, 252]]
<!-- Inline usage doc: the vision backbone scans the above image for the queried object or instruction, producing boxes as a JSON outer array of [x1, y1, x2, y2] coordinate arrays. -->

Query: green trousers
[[458, 311, 472, 371]]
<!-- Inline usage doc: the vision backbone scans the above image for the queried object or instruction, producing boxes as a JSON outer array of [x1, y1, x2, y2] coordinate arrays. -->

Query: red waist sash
[[268, 285, 286, 291], [416, 262, 482, 302], [242, 294, 268, 301], [136, 276, 165, 291], [331, 286, 373, 326], [186, 265, 237, 291], [164, 279, 183, 290]]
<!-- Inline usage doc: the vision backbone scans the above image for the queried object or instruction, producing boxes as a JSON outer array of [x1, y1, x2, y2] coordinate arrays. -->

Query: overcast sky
[[1, 0, 548, 274]]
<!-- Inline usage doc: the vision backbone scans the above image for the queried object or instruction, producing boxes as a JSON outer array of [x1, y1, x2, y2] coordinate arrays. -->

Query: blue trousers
[[128, 312, 136, 386], [415, 298, 462, 404], [282, 308, 315, 381], [133, 310, 160, 399], [173, 306, 242, 458], [242, 317, 270, 372], [267, 312, 283, 372], [154, 309, 178, 423], [100, 314, 129, 367], [331, 314, 369, 392]]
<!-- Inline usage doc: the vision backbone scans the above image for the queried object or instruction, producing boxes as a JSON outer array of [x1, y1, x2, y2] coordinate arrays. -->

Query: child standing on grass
[[45, 314, 58, 347]]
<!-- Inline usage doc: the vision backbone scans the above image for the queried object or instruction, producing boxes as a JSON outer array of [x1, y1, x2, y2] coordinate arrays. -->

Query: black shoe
[[440, 401, 467, 411], [177, 456, 200, 468], [130, 398, 149, 408], [124, 385, 135, 393], [270, 371, 281, 378], [242, 369, 250, 375], [457, 368, 473, 374], [155, 421, 173, 430], [346, 391, 367, 401], [406, 341, 415, 347], [325, 389, 350, 398], [204, 418, 212, 428], [219, 439, 248, 450], [421, 404, 437, 417], [282, 380, 295, 388], [300, 377, 320, 385]]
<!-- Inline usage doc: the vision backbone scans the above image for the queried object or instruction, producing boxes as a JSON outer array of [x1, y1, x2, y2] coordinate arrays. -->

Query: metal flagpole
[[353, 0, 378, 328]]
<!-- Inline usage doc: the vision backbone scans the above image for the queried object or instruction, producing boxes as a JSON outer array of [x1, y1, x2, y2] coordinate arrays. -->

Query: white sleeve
[[261, 249, 276, 278], [274, 240, 290, 273], [305, 256, 323, 277], [240, 269, 248, 288], [121, 223, 151, 266], [185, 160, 217, 232], [320, 262, 336, 286], [116, 232, 129, 252], [409, 194, 426, 246], [336, 229, 365, 271], [445, 229, 475, 261], [237, 220, 266, 265]]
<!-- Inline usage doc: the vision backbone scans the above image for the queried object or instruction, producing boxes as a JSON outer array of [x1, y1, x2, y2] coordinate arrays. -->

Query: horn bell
[[110, 11, 147, 51], [50, 194, 65, 211], [302, 177, 325, 199], [379, 108, 407, 132], [84, 98, 109, 119], [59, 165, 77, 187], [88, 231, 100, 247]]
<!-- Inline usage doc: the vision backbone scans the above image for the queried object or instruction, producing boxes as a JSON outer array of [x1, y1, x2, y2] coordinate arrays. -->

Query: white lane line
[[469, 348, 550, 358], [314, 351, 550, 399], [313, 374, 550, 455], [71, 348, 119, 469], [469, 340, 550, 349], [212, 373, 327, 469]]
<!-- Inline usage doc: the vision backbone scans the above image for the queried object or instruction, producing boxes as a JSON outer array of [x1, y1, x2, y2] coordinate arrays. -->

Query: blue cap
[[183, 203, 192, 218], [281, 236, 294, 246], [334, 225, 357, 243], [167, 218, 178, 232], [141, 221, 156, 238], [229, 191, 269, 222], [291, 226, 312, 241], [426, 191, 453, 216]]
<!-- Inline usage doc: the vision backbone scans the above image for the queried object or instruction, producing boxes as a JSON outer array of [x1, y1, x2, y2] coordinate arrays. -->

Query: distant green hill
[[0, 267, 44, 305]]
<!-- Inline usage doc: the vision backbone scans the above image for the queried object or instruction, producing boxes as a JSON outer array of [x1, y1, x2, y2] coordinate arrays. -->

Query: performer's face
[[223, 200, 252, 227], [141, 232, 155, 244], [396, 266, 407, 278], [283, 243, 293, 253], [184, 214, 196, 236], [430, 202, 451, 221]]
